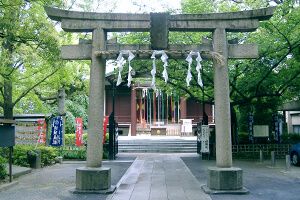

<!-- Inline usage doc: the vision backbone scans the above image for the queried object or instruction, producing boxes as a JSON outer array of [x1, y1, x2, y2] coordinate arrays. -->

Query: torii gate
[[45, 7, 274, 193]]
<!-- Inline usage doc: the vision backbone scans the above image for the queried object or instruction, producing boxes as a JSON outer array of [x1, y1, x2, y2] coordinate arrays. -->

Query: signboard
[[75, 118, 83, 147], [50, 116, 63, 146], [181, 119, 193, 134], [201, 125, 210, 153], [253, 125, 269, 137], [0, 125, 15, 147], [37, 119, 46, 144]]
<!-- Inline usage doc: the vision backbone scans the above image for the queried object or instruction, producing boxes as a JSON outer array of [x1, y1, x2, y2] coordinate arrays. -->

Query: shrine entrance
[[135, 87, 181, 136], [45, 6, 275, 194]]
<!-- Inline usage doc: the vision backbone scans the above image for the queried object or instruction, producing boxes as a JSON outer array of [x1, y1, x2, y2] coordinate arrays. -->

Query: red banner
[[37, 119, 46, 144], [103, 116, 109, 144], [75, 118, 83, 147]]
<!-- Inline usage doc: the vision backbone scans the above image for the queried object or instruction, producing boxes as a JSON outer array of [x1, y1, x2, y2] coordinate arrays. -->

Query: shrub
[[281, 133, 300, 144], [64, 133, 87, 146], [0, 156, 7, 180], [37, 146, 58, 167], [61, 147, 86, 160], [13, 145, 33, 167], [13, 145, 58, 167]]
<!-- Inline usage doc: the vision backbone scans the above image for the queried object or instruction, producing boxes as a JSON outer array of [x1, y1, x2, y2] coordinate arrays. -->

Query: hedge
[[12, 145, 58, 168], [0, 156, 7, 180]]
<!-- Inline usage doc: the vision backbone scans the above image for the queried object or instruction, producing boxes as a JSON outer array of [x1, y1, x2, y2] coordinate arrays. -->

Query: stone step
[[119, 145, 196, 148], [118, 148, 197, 153], [118, 137, 198, 153]]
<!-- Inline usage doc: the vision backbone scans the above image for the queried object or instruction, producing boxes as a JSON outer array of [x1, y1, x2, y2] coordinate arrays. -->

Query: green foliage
[[64, 133, 88, 146], [12, 145, 58, 167], [237, 132, 250, 144], [13, 145, 33, 167], [62, 133, 109, 160], [60, 147, 86, 160], [38, 146, 58, 166], [281, 133, 300, 144], [0, 156, 7, 180]]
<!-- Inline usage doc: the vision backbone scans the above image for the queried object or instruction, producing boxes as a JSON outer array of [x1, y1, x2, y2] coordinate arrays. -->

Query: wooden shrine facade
[[105, 85, 213, 136]]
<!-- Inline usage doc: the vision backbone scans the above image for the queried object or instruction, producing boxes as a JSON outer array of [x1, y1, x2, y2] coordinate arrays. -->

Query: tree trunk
[[231, 105, 238, 145], [3, 78, 13, 119]]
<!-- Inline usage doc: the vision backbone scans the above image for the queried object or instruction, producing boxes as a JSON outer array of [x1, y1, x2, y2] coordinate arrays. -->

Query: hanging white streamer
[[185, 51, 203, 87], [151, 50, 168, 88], [116, 50, 135, 87], [195, 52, 203, 87], [155, 88, 159, 98], [142, 88, 148, 98]]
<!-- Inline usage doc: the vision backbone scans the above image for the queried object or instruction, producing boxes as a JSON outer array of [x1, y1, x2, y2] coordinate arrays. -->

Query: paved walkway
[[107, 154, 211, 200]]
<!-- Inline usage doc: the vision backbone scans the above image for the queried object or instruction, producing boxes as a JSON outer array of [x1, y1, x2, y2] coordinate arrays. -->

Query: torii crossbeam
[[45, 6, 275, 194]]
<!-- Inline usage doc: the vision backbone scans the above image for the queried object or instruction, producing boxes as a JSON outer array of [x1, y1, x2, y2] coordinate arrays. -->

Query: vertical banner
[[75, 118, 83, 147], [201, 125, 210, 153], [248, 113, 254, 143], [103, 116, 109, 144], [37, 119, 46, 144], [50, 116, 63, 146]]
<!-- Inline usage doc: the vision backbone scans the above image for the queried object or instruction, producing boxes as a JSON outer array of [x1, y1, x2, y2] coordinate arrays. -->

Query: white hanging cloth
[[185, 51, 203, 87], [116, 50, 135, 87], [150, 50, 168, 88], [142, 88, 148, 98]]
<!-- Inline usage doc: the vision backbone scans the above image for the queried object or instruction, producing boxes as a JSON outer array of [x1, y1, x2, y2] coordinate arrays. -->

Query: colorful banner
[[103, 116, 109, 144], [75, 118, 83, 147], [37, 119, 46, 144], [50, 116, 63, 146]]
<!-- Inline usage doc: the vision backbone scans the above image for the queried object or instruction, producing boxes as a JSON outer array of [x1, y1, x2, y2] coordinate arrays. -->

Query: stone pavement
[[5, 165, 32, 178], [107, 154, 211, 200], [181, 154, 300, 200], [0, 158, 134, 200]]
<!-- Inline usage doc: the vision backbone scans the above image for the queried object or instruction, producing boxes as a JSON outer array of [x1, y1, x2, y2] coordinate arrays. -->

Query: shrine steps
[[118, 137, 197, 153]]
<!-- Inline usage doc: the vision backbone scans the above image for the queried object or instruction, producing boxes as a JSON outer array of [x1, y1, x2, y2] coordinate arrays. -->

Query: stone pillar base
[[202, 167, 249, 194], [74, 167, 115, 194]]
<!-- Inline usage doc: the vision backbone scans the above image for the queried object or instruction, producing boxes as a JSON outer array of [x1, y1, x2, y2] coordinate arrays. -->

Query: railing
[[232, 144, 292, 159]]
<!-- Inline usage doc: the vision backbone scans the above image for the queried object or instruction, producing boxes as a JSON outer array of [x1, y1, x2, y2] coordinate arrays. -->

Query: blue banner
[[50, 116, 63, 146]]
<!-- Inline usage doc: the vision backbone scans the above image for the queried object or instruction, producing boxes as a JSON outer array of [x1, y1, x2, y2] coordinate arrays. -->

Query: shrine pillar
[[75, 28, 114, 193], [180, 97, 187, 119], [131, 87, 137, 136], [204, 28, 245, 194]]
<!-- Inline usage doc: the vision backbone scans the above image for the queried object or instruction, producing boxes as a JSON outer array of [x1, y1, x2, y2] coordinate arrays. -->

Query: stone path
[[107, 154, 211, 200]]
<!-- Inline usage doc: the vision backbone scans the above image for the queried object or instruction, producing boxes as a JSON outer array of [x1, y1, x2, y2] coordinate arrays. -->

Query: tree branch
[[34, 89, 57, 102], [13, 68, 59, 106], [278, 71, 300, 95]]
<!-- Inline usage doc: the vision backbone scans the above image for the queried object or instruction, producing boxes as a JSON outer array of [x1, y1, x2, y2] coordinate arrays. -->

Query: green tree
[[0, 0, 63, 119]]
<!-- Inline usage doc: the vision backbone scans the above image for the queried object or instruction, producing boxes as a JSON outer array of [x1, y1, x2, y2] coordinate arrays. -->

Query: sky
[[72, 0, 182, 13]]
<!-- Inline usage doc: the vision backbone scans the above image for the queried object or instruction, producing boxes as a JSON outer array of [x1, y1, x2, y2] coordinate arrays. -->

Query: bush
[[38, 146, 58, 166], [61, 147, 86, 160], [13, 145, 58, 167], [13, 145, 33, 167], [281, 133, 300, 144], [64, 133, 87, 146], [0, 156, 7, 180]]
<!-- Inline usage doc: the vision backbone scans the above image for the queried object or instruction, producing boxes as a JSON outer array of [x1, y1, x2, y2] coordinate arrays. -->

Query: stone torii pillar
[[76, 29, 114, 193], [45, 6, 275, 193]]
